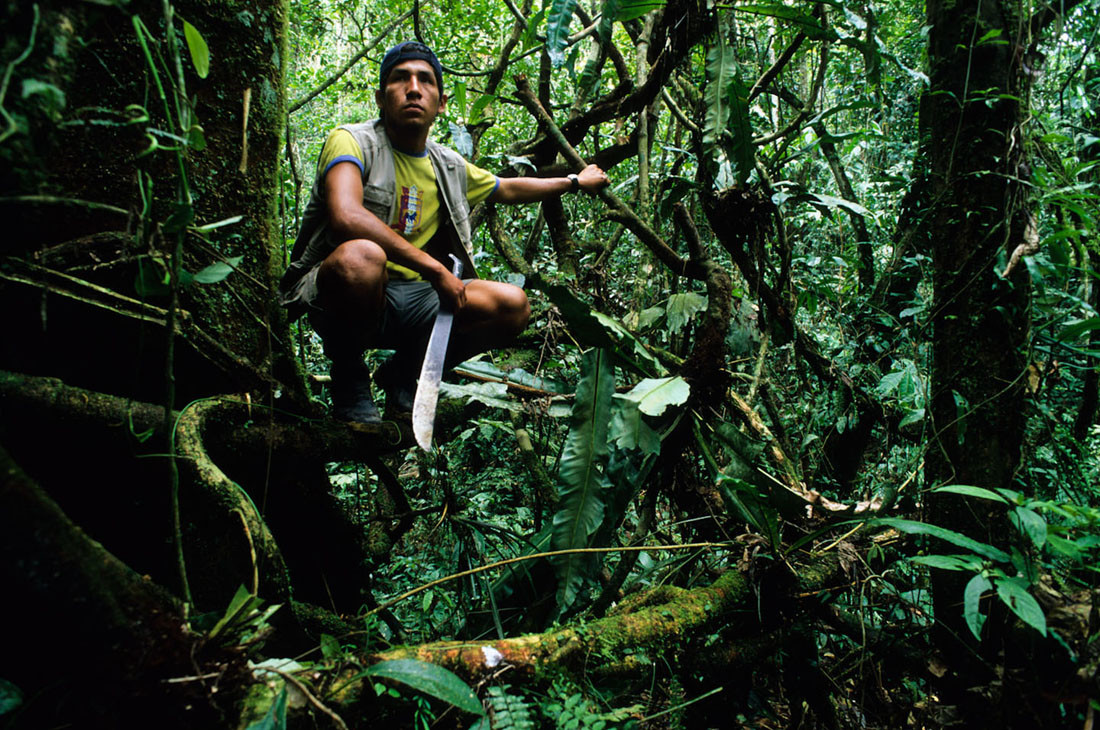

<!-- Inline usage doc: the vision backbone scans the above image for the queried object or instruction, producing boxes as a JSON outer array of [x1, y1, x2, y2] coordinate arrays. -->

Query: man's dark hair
[[379, 41, 444, 90]]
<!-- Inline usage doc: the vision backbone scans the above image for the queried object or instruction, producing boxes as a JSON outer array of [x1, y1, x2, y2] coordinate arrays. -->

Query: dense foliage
[[1, 0, 1099, 725]]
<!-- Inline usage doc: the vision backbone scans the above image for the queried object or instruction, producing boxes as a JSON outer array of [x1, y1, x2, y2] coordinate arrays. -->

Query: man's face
[[376, 59, 446, 131]]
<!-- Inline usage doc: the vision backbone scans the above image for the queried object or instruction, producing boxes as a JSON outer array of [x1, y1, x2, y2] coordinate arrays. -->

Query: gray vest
[[280, 119, 478, 300]]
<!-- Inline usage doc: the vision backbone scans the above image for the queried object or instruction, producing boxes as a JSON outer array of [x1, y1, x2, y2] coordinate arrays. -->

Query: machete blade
[[412, 255, 463, 451]]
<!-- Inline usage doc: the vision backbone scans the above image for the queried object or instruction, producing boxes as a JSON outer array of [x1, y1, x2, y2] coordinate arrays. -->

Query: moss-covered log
[[370, 555, 842, 680]]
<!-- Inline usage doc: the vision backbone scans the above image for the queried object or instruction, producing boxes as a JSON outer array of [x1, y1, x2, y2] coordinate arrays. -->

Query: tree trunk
[[918, 0, 1035, 721]]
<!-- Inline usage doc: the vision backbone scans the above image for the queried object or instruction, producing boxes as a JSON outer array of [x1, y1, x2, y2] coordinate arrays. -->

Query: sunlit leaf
[[449, 121, 473, 157], [619, 376, 690, 417]]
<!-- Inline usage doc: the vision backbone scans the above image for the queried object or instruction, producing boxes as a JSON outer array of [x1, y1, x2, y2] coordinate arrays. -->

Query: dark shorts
[[285, 263, 455, 357]]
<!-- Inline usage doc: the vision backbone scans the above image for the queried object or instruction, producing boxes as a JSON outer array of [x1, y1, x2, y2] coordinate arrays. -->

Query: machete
[[412, 254, 463, 451]]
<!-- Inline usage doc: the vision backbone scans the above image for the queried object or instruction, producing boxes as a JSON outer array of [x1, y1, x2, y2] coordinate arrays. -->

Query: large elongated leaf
[[963, 573, 991, 639], [183, 20, 210, 79], [703, 38, 735, 150], [532, 278, 662, 376], [873, 518, 1010, 563], [734, 4, 834, 40], [617, 0, 665, 21], [546, 0, 578, 67], [703, 37, 753, 184], [364, 659, 484, 716], [551, 349, 615, 609], [726, 74, 754, 184]]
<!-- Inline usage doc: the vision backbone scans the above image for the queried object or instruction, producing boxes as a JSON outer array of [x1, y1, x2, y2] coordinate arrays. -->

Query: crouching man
[[279, 41, 609, 422]]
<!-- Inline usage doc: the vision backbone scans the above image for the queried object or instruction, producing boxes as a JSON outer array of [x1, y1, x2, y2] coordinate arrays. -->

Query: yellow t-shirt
[[318, 128, 499, 280]]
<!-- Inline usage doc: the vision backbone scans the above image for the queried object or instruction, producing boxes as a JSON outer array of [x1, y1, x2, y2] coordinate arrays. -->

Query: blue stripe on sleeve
[[324, 155, 364, 175]]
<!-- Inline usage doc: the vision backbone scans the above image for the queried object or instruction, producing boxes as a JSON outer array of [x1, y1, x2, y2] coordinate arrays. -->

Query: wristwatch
[[567, 173, 580, 193]]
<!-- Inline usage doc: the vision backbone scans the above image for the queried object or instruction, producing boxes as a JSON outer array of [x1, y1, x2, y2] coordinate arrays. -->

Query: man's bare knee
[[495, 284, 530, 335], [317, 239, 387, 313], [324, 239, 387, 282]]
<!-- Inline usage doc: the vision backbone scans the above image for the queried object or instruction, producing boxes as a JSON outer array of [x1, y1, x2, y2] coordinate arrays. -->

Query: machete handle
[[448, 253, 464, 279]]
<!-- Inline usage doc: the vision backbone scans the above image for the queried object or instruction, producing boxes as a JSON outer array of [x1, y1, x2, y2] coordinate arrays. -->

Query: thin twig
[[363, 542, 732, 618], [268, 668, 350, 730], [288, 10, 412, 113]]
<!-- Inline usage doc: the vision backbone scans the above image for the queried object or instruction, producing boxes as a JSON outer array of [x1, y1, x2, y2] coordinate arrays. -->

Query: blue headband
[[379, 41, 444, 89]]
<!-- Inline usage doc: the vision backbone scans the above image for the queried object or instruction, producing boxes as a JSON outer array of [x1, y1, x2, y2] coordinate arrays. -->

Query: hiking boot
[[330, 360, 381, 424], [375, 356, 416, 416]]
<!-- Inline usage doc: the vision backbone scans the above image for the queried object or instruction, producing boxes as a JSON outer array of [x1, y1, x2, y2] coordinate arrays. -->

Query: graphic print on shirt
[[393, 185, 423, 236]]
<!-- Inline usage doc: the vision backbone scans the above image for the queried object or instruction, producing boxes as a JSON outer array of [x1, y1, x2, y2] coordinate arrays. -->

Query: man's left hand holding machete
[[278, 41, 609, 444]]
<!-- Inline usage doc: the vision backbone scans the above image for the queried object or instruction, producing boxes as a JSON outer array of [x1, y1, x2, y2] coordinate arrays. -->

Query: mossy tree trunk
[[917, 0, 1047, 723]]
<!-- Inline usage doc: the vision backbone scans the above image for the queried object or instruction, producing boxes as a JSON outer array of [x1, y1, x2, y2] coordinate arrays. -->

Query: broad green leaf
[[994, 578, 1047, 636], [193, 255, 243, 284], [666, 292, 708, 334], [208, 585, 260, 640], [449, 121, 473, 157], [932, 484, 1009, 504], [246, 686, 287, 730], [546, 0, 578, 67], [1011, 506, 1047, 548], [616, 0, 664, 21], [963, 573, 991, 639], [735, 4, 834, 39], [619, 376, 690, 417], [609, 397, 661, 454], [909, 554, 983, 571], [183, 20, 210, 78], [872, 518, 1010, 562], [552, 349, 614, 609], [365, 659, 484, 716]]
